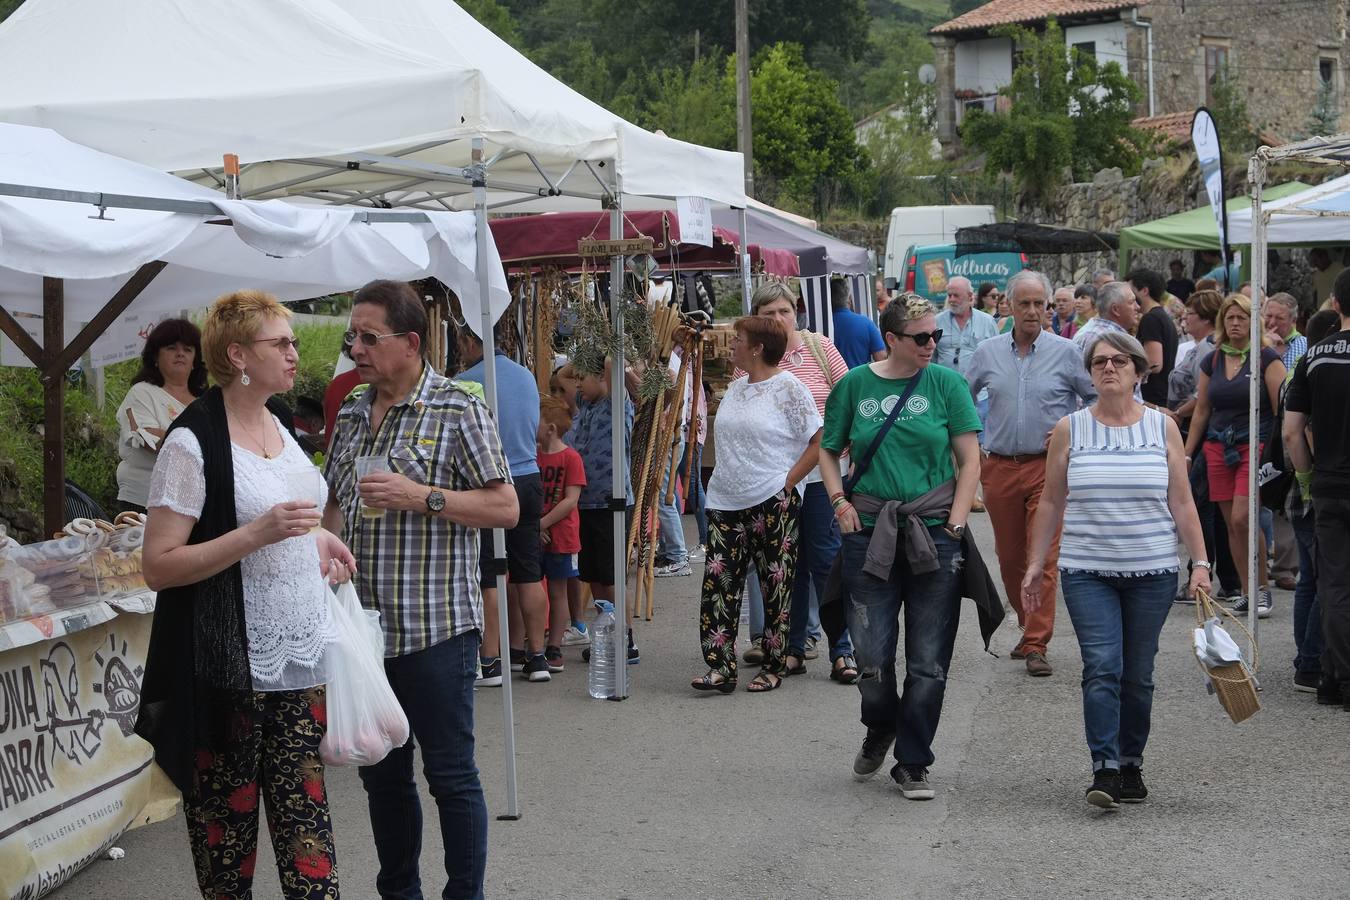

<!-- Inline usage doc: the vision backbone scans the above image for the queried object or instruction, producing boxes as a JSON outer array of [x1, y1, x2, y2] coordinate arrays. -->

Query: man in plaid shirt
[[323, 279, 517, 900]]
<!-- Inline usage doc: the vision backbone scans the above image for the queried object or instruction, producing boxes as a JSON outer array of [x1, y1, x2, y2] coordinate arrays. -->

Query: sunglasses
[[1090, 354, 1133, 371], [343, 329, 410, 348], [253, 336, 300, 352], [896, 329, 943, 347]]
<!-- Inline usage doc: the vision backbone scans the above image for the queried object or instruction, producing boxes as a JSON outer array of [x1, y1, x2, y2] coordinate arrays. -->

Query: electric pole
[[735, 0, 753, 197]]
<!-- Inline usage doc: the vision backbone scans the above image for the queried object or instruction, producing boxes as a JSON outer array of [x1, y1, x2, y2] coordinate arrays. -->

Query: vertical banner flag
[[1191, 108, 1231, 290], [676, 196, 713, 247]]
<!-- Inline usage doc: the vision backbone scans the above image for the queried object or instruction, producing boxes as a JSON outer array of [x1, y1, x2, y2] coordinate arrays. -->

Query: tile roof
[[1132, 111, 1192, 145], [931, 0, 1146, 35]]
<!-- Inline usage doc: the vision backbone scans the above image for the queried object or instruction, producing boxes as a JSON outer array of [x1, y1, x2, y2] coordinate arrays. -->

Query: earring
[[240, 368, 251, 387]]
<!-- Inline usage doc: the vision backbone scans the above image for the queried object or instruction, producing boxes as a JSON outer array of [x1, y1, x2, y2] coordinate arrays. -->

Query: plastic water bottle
[[588, 601, 616, 699]]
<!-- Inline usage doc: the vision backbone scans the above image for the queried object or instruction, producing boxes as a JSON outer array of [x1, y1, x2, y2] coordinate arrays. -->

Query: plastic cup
[[355, 455, 391, 519], [285, 466, 322, 532]]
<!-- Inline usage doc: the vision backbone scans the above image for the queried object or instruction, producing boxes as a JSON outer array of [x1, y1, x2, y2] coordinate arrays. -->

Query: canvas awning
[[1228, 173, 1350, 245], [710, 207, 869, 276]]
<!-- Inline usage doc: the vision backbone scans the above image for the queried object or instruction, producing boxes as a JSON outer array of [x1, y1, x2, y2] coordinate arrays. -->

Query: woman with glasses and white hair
[[1022, 330, 1208, 810], [819, 293, 982, 801]]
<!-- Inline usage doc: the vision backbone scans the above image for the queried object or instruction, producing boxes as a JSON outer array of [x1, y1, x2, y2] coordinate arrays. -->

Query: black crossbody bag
[[842, 367, 925, 498]]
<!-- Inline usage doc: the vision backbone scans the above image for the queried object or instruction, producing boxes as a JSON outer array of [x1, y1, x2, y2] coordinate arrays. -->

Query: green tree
[[961, 18, 1148, 199], [638, 52, 735, 150], [0, 0, 22, 22], [1304, 79, 1339, 138], [1207, 62, 1258, 155], [949, 0, 985, 16], [459, 0, 521, 48]]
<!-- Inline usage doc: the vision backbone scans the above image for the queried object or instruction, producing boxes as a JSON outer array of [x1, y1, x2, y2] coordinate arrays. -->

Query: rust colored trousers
[[982, 453, 1059, 655]]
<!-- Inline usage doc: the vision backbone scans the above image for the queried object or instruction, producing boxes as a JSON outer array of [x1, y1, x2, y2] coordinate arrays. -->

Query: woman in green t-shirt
[[818, 293, 982, 801]]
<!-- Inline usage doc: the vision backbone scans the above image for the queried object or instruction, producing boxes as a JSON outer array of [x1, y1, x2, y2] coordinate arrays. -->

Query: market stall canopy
[[0, 0, 746, 212], [955, 222, 1117, 257], [710, 207, 869, 276], [1228, 173, 1350, 245], [1116, 181, 1308, 272], [489, 211, 798, 276], [0, 123, 510, 360]]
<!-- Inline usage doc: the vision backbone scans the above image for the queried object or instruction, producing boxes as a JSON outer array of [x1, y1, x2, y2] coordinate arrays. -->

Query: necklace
[[226, 404, 273, 459]]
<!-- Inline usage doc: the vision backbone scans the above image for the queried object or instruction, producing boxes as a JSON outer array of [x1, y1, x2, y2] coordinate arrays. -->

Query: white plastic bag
[[1193, 617, 1244, 669], [320, 581, 410, 767]]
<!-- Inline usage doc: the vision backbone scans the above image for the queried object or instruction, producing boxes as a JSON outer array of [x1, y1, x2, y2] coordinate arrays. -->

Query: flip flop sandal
[[830, 655, 860, 685], [746, 671, 783, 693], [691, 671, 737, 694]]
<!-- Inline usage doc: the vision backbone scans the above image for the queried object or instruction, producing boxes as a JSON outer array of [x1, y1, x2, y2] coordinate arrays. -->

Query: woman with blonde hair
[[820, 293, 982, 800], [136, 290, 356, 899], [1183, 293, 1286, 617]]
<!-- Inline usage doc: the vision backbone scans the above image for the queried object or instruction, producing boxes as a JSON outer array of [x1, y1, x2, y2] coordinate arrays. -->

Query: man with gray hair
[[933, 275, 999, 374], [967, 270, 1096, 676], [1092, 269, 1116, 289], [1073, 281, 1139, 350], [1263, 291, 1307, 370]]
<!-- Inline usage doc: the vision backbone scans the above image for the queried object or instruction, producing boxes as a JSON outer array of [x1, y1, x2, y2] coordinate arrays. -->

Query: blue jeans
[[1061, 571, 1175, 772], [842, 526, 963, 771], [747, 566, 824, 646], [789, 482, 851, 659], [1293, 510, 1322, 677], [685, 441, 708, 546], [359, 630, 487, 900], [656, 439, 688, 565]]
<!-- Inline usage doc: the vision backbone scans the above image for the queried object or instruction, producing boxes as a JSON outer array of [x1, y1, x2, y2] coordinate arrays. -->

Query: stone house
[[931, 0, 1350, 152]]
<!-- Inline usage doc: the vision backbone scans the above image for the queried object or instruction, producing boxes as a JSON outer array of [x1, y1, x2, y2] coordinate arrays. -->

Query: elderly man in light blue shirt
[[967, 270, 1096, 678], [933, 275, 999, 374], [1072, 280, 1139, 350]]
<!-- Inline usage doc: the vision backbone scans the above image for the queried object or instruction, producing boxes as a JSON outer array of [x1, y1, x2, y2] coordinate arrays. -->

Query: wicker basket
[[1193, 589, 1261, 724]]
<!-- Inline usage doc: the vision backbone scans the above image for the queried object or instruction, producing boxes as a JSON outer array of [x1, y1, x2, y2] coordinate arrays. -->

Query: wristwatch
[[425, 489, 446, 514], [944, 522, 966, 540]]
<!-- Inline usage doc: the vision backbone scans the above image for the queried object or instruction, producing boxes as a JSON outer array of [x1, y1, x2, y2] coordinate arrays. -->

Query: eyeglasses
[[253, 336, 300, 352], [896, 328, 943, 347], [343, 329, 410, 348], [1090, 354, 1132, 371]]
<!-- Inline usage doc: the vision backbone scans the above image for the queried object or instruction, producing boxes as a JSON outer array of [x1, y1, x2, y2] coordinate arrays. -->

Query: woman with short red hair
[[691, 315, 823, 694]]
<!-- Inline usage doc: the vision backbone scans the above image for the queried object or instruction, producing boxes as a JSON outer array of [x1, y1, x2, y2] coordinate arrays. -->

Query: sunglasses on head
[[895, 328, 943, 347]]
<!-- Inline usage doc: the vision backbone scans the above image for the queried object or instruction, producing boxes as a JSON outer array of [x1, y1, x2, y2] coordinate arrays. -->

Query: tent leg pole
[[609, 188, 630, 700], [42, 277, 65, 537], [1246, 158, 1268, 651], [472, 138, 521, 821], [738, 206, 752, 314]]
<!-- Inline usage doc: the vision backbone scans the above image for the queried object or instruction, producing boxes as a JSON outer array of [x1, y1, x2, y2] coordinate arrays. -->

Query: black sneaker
[[1317, 677, 1342, 706], [1294, 670, 1320, 693], [522, 654, 552, 682], [544, 645, 565, 673], [1086, 769, 1121, 809], [627, 628, 640, 665], [477, 657, 502, 688], [852, 728, 894, 781], [1119, 765, 1148, 803], [509, 647, 527, 672], [894, 765, 935, 800]]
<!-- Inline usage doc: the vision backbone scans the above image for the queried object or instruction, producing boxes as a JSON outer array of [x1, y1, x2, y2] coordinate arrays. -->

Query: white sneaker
[[688, 544, 706, 562], [654, 561, 692, 578], [561, 625, 589, 646]]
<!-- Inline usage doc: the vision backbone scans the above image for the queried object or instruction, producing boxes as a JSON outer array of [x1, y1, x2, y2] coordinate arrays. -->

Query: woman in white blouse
[[691, 316, 822, 694], [114, 318, 208, 511], [139, 291, 356, 899]]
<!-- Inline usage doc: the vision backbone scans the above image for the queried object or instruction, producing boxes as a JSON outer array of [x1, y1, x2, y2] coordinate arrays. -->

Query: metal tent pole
[[738, 206, 753, 314], [609, 186, 630, 700], [1246, 158, 1267, 648], [472, 137, 521, 819]]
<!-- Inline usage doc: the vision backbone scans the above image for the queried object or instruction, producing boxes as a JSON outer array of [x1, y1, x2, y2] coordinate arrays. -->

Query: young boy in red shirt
[[538, 396, 587, 671]]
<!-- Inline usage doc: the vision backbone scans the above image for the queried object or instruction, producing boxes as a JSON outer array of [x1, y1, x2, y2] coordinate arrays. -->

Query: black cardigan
[[133, 387, 296, 796]]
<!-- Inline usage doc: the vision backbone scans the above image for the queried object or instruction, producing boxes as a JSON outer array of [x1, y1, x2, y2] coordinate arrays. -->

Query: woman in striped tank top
[[1023, 331, 1209, 810]]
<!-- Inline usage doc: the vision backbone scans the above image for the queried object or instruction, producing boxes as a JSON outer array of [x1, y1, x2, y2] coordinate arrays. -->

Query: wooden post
[[42, 277, 65, 537]]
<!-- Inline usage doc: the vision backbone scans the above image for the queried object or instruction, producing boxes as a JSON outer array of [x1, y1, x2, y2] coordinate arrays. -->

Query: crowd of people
[[115, 251, 1350, 895]]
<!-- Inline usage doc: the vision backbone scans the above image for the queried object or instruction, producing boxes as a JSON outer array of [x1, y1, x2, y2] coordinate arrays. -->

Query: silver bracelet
[[1192, 560, 1212, 570]]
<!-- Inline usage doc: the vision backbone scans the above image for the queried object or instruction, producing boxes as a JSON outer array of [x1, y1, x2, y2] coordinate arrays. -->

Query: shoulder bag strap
[[843, 367, 924, 496], [799, 329, 836, 388]]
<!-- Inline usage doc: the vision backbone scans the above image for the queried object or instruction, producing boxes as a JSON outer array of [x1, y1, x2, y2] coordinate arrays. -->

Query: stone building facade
[[932, 0, 1350, 151]]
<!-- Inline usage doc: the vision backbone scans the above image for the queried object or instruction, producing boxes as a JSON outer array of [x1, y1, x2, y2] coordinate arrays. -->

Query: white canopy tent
[[0, 0, 750, 810], [1233, 134, 1350, 647]]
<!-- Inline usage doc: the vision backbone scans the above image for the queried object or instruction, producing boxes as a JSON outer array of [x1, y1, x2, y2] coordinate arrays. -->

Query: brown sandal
[[830, 655, 860, 685], [783, 654, 807, 676], [746, 671, 783, 693]]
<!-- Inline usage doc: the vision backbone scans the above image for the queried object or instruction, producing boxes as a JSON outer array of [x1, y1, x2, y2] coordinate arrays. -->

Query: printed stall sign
[[0, 611, 171, 899]]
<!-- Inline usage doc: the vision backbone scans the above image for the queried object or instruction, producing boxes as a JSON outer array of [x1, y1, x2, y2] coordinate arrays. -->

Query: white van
[[883, 205, 995, 285]]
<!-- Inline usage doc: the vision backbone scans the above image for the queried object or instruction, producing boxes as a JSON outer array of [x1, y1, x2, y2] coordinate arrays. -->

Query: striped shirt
[[325, 365, 512, 657], [1059, 406, 1178, 576]]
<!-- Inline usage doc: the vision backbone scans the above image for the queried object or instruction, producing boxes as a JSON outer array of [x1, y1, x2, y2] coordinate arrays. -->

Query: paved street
[[53, 516, 1350, 899]]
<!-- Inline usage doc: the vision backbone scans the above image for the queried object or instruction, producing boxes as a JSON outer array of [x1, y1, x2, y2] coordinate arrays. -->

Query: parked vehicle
[[883, 205, 994, 285], [895, 242, 1027, 305]]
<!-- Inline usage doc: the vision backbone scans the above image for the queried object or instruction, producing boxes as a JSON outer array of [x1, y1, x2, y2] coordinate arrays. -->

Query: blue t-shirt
[[565, 393, 635, 509], [831, 308, 886, 369], [458, 352, 541, 477]]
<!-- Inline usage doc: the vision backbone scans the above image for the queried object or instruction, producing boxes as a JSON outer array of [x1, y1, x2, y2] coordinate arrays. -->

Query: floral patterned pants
[[184, 686, 338, 900], [700, 490, 801, 680]]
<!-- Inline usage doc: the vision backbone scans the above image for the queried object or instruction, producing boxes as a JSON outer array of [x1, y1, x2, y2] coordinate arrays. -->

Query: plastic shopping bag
[[320, 581, 410, 767], [1193, 617, 1244, 669]]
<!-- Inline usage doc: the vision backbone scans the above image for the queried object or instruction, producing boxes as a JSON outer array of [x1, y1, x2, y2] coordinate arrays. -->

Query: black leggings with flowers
[[700, 490, 801, 680], [184, 686, 338, 900]]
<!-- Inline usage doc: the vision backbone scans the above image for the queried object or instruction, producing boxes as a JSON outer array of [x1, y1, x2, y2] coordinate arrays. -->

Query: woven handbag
[[1192, 589, 1261, 724]]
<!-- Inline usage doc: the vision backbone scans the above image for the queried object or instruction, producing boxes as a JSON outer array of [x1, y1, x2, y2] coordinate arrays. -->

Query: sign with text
[[87, 310, 174, 369], [0, 612, 174, 899], [676, 196, 713, 247], [577, 237, 655, 257], [1192, 108, 1231, 290]]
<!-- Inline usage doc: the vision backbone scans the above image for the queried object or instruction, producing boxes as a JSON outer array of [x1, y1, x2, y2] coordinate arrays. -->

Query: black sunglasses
[[895, 328, 943, 347]]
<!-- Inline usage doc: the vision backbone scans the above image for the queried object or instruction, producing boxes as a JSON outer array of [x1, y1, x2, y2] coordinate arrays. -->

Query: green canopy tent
[[1117, 181, 1309, 276]]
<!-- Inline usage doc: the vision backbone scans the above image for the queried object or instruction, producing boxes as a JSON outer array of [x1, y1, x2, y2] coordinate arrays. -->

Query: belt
[[986, 451, 1047, 464]]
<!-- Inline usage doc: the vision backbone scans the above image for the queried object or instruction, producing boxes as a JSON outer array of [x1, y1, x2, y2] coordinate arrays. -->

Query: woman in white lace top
[[691, 315, 822, 695], [140, 291, 356, 899]]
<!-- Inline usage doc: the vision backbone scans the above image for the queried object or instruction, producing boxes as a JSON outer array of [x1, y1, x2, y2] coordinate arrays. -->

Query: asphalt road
[[50, 516, 1350, 899]]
